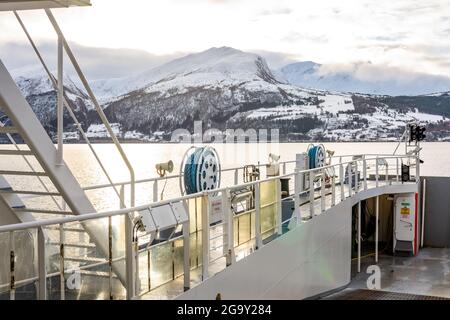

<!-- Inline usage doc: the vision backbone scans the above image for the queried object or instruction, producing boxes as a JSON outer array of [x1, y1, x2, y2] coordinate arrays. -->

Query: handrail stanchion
[[283, 162, 287, 175], [340, 163, 344, 201], [201, 195, 210, 280], [375, 156, 379, 188], [120, 184, 125, 209], [153, 180, 158, 202], [255, 183, 262, 249], [386, 163, 389, 185], [234, 169, 239, 185], [396, 158, 400, 182], [294, 169, 301, 223], [276, 179, 283, 235], [363, 156, 367, 190], [375, 196, 379, 263], [348, 163, 352, 198], [355, 160, 359, 193], [224, 189, 235, 266], [9, 231, 15, 300], [331, 172, 336, 206], [125, 215, 135, 299], [182, 219, 190, 291], [59, 223, 65, 300], [416, 156, 420, 183], [108, 217, 113, 300], [37, 228, 47, 300], [357, 201, 361, 273], [320, 169, 325, 213], [309, 171, 315, 218]]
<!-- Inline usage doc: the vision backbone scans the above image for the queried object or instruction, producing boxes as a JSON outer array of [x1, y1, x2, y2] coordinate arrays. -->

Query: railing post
[[234, 169, 239, 185], [59, 224, 65, 300], [375, 196, 379, 263], [201, 195, 210, 280], [375, 156, 379, 187], [125, 214, 135, 299], [363, 156, 367, 190], [120, 184, 125, 209], [276, 179, 283, 235], [9, 231, 15, 300], [56, 33, 63, 166], [416, 156, 420, 183], [331, 173, 336, 206], [396, 158, 400, 182], [283, 162, 287, 175], [320, 169, 325, 213], [153, 180, 158, 202], [294, 169, 301, 223], [224, 189, 235, 266], [108, 216, 113, 300], [37, 228, 47, 300], [348, 163, 353, 197], [340, 163, 344, 201], [309, 171, 315, 218], [355, 160, 359, 193], [183, 219, 190, 291], [386, 163, 389, 185], [255, 183, 262, 249], [357, 201, 361, 273]]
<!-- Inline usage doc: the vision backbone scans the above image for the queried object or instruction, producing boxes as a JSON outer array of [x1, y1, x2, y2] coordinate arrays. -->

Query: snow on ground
[[406, 109, 445, 122], [86, 123, 121, 139], [318, 94, 354, 114]]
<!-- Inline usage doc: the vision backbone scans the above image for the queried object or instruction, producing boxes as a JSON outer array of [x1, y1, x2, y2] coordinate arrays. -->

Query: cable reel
[[179, 146, 221, 195], [307, 143, 326, 169]]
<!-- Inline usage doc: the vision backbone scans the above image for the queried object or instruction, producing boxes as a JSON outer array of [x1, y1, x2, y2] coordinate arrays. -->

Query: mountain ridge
[[8, 46, 450, 142]]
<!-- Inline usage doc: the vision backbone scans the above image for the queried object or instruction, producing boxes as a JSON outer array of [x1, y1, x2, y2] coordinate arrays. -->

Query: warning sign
[[400, 207, 410, 215], [400, 201, 410, 216]]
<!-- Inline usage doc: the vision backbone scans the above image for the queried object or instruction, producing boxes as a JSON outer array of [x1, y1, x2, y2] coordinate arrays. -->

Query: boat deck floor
[[324, 248, 450, 300]]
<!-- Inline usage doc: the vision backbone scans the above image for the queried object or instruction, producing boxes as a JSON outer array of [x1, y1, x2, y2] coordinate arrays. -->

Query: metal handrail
[[0, 154, 417, 233], [13, 11, 123, 206], [45, 9, 135, 208]]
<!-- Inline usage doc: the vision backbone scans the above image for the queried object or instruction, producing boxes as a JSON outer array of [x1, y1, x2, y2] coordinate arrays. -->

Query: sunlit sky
[[1, 0, 450, 77]]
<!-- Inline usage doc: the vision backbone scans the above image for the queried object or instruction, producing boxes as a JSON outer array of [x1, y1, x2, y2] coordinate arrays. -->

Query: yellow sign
[[401, 207, 410, 215]]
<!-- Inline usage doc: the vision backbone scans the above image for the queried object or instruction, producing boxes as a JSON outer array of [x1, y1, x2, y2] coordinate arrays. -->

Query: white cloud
[[0, 0, 449, 77]]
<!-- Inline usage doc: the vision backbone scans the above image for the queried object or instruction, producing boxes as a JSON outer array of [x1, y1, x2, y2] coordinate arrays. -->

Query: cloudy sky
[[0, 0, 450, 84]]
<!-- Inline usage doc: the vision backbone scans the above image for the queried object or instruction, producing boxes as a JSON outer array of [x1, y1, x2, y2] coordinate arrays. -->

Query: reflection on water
[[0, 142, 448, 212]]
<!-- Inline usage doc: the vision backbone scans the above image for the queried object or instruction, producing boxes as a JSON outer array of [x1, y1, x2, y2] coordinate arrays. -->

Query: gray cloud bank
[[2, 41, 450, 96]]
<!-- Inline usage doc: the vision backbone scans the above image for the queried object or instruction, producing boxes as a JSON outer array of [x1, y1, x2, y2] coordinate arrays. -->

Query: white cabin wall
[[178, 201, 352, 300]]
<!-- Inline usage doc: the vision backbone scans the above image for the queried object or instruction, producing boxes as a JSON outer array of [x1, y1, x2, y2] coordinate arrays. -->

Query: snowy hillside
[[8, 47, 450, 142], [8, 71, 93, 135], [91, 47, 280, 101]]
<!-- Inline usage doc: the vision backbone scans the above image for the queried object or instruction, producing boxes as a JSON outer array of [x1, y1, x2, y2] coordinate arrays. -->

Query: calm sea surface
[[2, 142, 449, 211]]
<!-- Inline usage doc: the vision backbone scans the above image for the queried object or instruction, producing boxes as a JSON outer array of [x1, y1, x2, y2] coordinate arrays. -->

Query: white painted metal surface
[[0, 0, 90, 11]]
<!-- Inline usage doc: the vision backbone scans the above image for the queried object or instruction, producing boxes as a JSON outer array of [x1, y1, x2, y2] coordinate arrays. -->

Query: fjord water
[[1, 142, 446, 212], [64, 142, 450, 182], [56, 142, 449, 210]]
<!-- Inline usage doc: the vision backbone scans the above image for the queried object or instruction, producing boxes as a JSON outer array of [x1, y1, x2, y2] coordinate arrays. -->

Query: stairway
[[0, 59, 127, 288]]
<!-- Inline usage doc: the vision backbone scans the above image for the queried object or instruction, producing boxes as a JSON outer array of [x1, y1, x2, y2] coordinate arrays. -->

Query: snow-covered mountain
[[278, 61, 450, 96], [91, 47, 280, 102], [8, 47, 450, 142], [8, 72, 93, 134]]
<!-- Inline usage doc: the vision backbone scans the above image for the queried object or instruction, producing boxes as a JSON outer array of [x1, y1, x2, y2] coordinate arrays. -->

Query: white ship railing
[[0, 154, 419, 300]]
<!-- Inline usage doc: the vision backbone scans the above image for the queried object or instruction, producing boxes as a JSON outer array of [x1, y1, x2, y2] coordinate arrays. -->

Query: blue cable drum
[[307, 144, 326, 169], [181, 147, 221, 195]]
